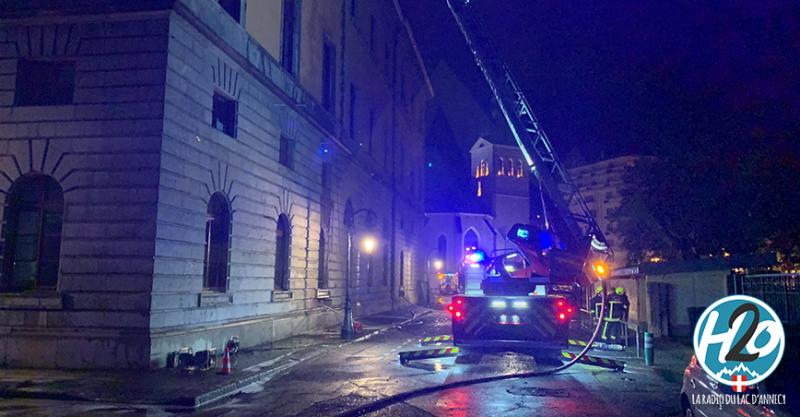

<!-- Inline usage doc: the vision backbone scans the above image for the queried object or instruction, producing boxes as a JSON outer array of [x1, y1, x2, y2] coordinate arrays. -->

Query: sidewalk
[[570, 326, 694, 383], [0, 307, 431, 408]]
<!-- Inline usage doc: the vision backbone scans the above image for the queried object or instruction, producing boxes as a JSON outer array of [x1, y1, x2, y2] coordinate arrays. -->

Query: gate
[[731, 273, 800, 326]]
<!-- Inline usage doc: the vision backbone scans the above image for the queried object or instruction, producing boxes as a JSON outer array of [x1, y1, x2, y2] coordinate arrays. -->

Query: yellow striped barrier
[[567, 339, 588, 347], [561, 351, 624, 371], [399, 347, 460, 365], [419, 335, 454, 346]]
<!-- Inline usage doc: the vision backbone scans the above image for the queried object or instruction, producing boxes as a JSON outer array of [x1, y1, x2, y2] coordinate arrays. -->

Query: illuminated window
[[517, 160, 524, 177], [1, 175, 63, 292], [478, 160, 489, 177], [204, 192, 231, 291], [477, 181, 482, 197], [497, 158, 504, 175], [275, 214, 291, 291]]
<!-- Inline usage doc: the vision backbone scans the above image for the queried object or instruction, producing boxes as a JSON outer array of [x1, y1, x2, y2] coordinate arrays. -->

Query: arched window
[[317, 228, 327, 289], [437, 235, 447, 264], [204, 192, 230, 291], [482, 160, 489, 177], [464, 229, 479, 252], [517, 160, 524, 177], [1, 175, 63, 291], [275, 213, 291, 291], [497, 158, 504, 175], [507, 159, 515, 176]]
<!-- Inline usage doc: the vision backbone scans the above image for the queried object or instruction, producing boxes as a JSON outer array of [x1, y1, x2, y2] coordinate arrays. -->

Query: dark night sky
[[403, 0, 800, 163]]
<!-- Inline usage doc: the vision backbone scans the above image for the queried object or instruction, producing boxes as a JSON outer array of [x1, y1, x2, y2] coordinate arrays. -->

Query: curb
[[0, 309, 431, 408], [184, 308, 431, 408]]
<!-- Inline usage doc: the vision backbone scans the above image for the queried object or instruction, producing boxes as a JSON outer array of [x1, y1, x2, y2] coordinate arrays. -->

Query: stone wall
[[0, 13, 171, 368]]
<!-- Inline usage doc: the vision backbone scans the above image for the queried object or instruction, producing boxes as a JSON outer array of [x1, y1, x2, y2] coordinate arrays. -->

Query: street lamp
[[432, 259, 444, 271], [361, 235, 378, 254], [341, 205, 378, 340]]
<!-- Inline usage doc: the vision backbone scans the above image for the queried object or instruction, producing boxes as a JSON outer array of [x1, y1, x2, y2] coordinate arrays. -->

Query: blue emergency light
[[466, 249, 486, 264]]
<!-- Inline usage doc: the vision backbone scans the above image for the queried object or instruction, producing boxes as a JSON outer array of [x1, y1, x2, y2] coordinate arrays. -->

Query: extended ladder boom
[[447, 0, 611, 257]]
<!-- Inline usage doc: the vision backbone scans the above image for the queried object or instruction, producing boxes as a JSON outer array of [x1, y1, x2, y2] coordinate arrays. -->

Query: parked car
[[681, 354, 798, 417]]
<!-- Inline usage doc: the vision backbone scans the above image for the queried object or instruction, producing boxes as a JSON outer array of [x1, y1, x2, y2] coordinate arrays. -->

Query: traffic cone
[[219, 346, 231, 375]]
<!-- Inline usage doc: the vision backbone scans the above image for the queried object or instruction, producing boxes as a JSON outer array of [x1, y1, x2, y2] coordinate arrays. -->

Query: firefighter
[[602, 287, 630, 343], [590, 286, 604, 321]]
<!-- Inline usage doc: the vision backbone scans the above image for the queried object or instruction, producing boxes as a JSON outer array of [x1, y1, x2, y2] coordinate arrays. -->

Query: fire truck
[[445, 0, 612, 356]]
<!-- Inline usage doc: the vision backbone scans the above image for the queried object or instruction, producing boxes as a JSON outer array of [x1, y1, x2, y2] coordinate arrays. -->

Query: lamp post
[[341, 206, 378, 340]]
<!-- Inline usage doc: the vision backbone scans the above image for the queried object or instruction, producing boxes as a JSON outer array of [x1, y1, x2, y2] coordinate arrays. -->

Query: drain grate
[[506, 386, 570, 398]]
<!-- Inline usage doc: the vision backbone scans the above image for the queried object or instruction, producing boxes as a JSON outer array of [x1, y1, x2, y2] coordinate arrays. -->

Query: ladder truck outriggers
[[445, 0, 613, 358]]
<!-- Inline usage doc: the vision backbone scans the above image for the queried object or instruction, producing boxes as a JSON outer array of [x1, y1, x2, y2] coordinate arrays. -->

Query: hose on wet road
[[334, 288, 609, 417]]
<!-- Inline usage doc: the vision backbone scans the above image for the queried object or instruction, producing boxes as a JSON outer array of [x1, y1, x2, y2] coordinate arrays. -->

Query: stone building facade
[[568, 155, 640, 266], [0, 0, 431, 368]]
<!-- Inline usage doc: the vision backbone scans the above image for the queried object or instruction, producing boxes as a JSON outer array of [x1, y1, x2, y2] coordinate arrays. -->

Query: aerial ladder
[[443, 0, 613, 354]]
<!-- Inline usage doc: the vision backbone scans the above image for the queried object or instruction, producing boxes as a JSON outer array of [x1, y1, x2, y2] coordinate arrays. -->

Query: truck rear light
[[455, 298, 463, 305], [554, 298, 574, 322], [447, 304, 454, 312], [454, 311, 463, 319]]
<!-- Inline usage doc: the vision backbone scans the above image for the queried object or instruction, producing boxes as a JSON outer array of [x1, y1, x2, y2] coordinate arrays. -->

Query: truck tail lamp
[[555, 298, 574, 322], [446, 300, 464, 321]]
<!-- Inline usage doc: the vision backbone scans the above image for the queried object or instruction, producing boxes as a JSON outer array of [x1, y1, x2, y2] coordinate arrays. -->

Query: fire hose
[[334, 285, 609, 417]]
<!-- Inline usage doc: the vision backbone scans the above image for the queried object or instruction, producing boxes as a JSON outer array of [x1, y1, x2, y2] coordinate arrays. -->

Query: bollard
[[643, 331, 654, 366]]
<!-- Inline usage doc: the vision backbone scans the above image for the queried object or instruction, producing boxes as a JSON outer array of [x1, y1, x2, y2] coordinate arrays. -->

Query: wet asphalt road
[[0, 311, 682, 417]]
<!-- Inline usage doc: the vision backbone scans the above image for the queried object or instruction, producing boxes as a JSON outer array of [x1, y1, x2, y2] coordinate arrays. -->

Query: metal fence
[[731, 273, 800, 326]]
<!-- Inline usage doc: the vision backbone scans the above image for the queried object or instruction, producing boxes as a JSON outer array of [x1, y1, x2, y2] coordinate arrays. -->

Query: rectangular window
[[349, 83, 356, 137], [279, 135, 294, 169], [281, 0, 297, 75], [212, 92, 237, 138], [218, 0, 241, 22], [15, 60, 75, 106], [322, 40, 336, 113]]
